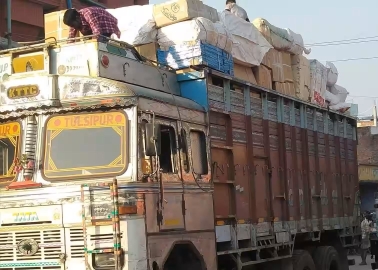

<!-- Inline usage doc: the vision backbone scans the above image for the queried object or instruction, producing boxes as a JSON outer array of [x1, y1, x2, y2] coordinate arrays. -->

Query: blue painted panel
[[179, 79, 208, 111], [176, 71, 205, 82], [360, 182, 378, 213], [158, 41, 234, 76]]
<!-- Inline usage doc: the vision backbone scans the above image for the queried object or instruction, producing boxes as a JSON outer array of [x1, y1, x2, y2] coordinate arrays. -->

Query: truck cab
[[0, 38, 214, 270]]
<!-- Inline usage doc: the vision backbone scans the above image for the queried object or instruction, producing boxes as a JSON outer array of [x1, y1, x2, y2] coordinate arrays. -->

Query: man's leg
[[361, 248, 368, 265], [97, 33, 111, 43]]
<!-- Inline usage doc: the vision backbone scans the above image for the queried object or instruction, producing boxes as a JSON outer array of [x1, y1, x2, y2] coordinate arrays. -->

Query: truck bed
[[179, 69, 359, 238]]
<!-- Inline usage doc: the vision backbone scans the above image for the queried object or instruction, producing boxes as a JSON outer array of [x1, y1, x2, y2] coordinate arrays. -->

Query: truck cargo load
[[252, 17, 311, 55], [0, 1, 360, 269]]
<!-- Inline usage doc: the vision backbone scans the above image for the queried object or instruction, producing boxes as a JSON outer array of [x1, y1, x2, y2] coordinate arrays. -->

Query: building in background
[[358, 114, 378, 214], [359, 164, 378, 214], [0, 0, 148, 44]]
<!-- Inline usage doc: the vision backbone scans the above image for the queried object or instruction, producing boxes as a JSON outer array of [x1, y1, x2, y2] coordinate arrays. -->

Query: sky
[[150, 0, 378, 117]]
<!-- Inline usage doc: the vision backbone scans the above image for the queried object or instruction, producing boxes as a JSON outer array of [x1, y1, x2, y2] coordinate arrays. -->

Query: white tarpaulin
[[219, 11, 272, 66], [213, 22, 233, 54], [157, 18, 232, 53], [252, 18, 311, 55], [107, 5, 157, 45]]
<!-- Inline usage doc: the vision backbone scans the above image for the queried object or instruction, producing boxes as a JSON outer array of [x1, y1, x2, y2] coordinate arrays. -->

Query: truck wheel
[[293, 250, 316, 270], [313, 246, 341, 270]]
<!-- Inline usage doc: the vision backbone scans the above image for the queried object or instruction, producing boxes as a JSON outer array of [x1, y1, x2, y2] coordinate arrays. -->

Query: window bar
[[80, 184, 90, 270], [111, 178, 121, 270]]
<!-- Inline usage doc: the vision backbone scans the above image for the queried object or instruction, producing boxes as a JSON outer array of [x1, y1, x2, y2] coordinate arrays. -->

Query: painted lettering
[[0, 63, 9, 73], [62, 114, 116, 127], [7, 85, 39, 99], [0, 125, 11, 136]]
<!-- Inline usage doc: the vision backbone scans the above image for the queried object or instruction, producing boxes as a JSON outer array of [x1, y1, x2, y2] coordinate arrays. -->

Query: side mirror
[[145, 123, 161, 156]]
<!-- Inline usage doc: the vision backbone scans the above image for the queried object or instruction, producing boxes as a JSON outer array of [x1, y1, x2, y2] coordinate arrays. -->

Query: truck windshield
[[0, 122, 21, 182], [43, 111, 128, 180]]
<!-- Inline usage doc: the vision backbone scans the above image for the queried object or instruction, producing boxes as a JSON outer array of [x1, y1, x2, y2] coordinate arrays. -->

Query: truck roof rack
[[0, 35, 144, 62]]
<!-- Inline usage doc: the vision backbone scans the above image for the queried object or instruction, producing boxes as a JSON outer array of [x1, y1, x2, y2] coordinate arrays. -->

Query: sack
[[330, 84, 348, 103], [330, 102, 351, 113], [325, 90, 340, 106], [326, 62, 338, 86]]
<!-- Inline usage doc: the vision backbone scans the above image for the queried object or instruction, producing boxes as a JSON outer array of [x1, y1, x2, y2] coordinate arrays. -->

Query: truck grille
[[68, 228, 84, 258], [0, 228, 63, 269]]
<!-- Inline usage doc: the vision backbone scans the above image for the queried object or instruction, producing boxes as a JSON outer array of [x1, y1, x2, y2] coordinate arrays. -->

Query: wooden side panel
[[347, 121, 357, 217], [285, 124, 296, 221], [251, 92, 270, 222], [318, 131, 330, 221], [231, 109, 250, 220], [294, 109, 306, 226], [210, 111, 234, 219]]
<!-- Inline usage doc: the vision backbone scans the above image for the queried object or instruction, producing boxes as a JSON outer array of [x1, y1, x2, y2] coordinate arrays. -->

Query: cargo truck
[[0, 37, 360, 270]]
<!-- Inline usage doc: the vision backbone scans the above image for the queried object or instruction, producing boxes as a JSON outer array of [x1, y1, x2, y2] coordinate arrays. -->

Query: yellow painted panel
[[359, 165, 378, 181], [13, 54, 44, 73], [0, 122, 21, 138]]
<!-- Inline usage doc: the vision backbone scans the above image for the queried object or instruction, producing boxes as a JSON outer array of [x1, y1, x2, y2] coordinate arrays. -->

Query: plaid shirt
[[68, 7, 121, 39]]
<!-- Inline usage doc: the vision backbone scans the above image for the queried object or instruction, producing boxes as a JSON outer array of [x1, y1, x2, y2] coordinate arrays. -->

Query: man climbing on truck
[[225, 0, 250, 22], [63, 7, 121, 42]]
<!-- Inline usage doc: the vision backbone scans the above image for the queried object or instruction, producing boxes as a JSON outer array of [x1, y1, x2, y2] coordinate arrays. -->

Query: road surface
[[350, 255, 374, 270]]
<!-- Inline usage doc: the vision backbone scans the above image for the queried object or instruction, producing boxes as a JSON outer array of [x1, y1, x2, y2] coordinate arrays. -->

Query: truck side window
[[159, 125, 177, 173], [0, 141, 11, 175], [190, 130, 208, 175]]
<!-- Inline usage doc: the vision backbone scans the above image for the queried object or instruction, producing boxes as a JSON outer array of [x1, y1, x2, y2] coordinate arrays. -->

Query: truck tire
[[313, 246, 341, 270], [330, 240, 350, 270], [293, 250, 316, 270]]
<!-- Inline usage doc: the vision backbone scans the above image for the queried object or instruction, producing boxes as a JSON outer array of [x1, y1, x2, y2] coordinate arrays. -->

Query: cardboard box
[[44, 10, 80, 41], [253, 65, 272, 89], [271, 49, 284, 82], [135, 43, 159, 63], [153, 0, 218, 28], [281, 51, 293, 82], [284, 82, 295, 96], [273, 82, 282, 92], [234, 64, 257, 84], [261, 49, 273, 69], [291, 54, 311, 102], [274, 82, 295, 97]]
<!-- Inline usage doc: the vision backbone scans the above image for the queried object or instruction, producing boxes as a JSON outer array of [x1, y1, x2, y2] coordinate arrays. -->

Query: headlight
[[93, 251, 124, 270]]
